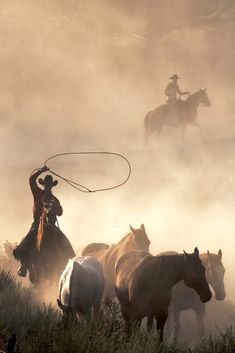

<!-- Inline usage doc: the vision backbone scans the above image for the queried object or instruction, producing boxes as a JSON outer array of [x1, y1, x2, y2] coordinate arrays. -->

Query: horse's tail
[[144, 111, 151, 143]]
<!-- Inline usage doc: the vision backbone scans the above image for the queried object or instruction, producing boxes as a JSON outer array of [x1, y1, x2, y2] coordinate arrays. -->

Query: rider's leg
[[13, 223, 38, 277]]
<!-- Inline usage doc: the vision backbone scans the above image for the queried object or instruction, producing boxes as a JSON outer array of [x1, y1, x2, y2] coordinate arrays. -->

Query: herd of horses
[[17, 88, 216, 340], [53, 224, 225, 341]]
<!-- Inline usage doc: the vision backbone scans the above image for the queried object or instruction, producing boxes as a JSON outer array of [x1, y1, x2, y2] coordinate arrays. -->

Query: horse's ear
[[194, 247, 199, 257], [129, 225, 135, 233], [207, 250, 212, 261], [141, 224, 145, 231], [183, 250, 189, 259], [218, 249, 222, 259]]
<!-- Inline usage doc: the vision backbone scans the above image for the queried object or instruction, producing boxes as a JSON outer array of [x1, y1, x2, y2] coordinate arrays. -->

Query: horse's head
[[129, 224, 151, 253], [183, 247, 212, 303], [205, 249, 226, 301], [198, 88, 211, 107], [57, 299, 75, 321]]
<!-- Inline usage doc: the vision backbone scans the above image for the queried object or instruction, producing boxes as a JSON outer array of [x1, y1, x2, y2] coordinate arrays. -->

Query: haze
[[0, 0, 235, 329]]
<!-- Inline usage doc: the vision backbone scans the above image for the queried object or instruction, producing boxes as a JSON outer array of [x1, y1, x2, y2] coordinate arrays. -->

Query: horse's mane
[[116, 232, 132, 246], [186, 90, 202, 102]]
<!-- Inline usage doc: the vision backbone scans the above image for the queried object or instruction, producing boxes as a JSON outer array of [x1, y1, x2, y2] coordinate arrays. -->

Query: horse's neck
[[187, 93, 201, 110], [200, 253, 209, 268], [115, 233, 132, 254], [156, 255, 184, 289], [103, 235, 128, 264]]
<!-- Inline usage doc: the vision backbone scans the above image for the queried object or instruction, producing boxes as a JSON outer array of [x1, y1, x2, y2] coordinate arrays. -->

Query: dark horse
[[170, 249, 225, 336], [115, 248, 212, 341], [27, 223, 75, 286], [144, 89, 211, 142], [29, 224, 75, 285]]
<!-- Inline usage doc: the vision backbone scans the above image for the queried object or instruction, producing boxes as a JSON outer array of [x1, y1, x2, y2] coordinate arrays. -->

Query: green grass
[[0, 269, 235, 353]]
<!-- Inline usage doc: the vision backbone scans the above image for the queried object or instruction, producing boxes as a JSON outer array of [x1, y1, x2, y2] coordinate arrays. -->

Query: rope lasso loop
[[41, 151, 131, 193]]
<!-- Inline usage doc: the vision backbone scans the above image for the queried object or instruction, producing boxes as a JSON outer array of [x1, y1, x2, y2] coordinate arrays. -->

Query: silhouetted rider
[[165, 74, 190, 104], [13, 166, 64, 277]]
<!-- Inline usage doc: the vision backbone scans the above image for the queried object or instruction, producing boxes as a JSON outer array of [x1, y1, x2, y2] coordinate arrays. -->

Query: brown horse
[[81, 224, 150, 300], [144, 89, 211, 141], [115, 248, 212, 341], [171, 249, 225, 335]]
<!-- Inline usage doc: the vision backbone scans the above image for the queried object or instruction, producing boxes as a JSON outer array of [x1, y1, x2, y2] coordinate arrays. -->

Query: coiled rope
[[39, 151, 131, 193]]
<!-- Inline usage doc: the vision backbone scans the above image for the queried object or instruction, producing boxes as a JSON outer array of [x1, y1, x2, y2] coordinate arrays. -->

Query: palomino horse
[[81, 224, 150, 300], [115, 248, 212, 341], [144, 89, 211, 141], [171, 249, 225, 335]]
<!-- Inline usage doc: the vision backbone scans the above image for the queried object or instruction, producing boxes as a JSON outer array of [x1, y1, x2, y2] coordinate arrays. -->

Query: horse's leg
[[172, 306, 181, 336], [155, 310, 168, 341], [155, 123, 164, 139], [195, 305, 206, 336], [181, 125, 187, 141], [121, 305, 132, 336], [164, 304, 174, 337], [134, 317, 142, 330], [147, 315, 154, 332], [86, 307, 92, 323], [193, 122, 204, 142], [144, 112, 151, 144], [93, 301, 102, 319]]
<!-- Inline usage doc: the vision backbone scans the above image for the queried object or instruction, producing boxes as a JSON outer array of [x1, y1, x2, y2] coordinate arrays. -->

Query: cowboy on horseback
[[13, 166, 74, 278], [164, 74, 190, 125]]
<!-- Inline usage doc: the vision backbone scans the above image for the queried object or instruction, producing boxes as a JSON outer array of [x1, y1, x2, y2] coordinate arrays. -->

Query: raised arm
[[29, 166, 49, 197]]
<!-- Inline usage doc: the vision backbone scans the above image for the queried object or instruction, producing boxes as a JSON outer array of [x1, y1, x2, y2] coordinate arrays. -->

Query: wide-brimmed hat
[[170, 74, 180, 80], [38, 174, 58, 187]]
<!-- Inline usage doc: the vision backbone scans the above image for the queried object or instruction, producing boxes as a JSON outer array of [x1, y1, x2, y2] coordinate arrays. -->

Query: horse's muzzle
[[200, 290, 212, 303], [215, 291, 226, 301]]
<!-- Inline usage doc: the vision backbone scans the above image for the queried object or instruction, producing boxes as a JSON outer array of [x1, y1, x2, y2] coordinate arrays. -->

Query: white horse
[[57, 256, 104, 320]]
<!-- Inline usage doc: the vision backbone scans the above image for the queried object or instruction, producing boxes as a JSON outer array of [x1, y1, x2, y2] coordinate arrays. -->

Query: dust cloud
[[0, 0, 235, 337]]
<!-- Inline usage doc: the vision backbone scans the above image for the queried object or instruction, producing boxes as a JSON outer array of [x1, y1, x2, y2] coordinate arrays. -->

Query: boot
[[17, 265, 27, 277]]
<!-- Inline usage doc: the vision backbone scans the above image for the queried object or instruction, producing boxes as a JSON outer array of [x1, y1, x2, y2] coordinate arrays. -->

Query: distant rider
[[164, 74, 190, 123], [13, 166, 71, 277], [164, 74, 190, 104]]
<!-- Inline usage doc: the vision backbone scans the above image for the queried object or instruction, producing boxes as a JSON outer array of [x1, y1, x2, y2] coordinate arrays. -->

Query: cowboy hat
[[170, 74, 180, 80], [38, 174, 58, 187]]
